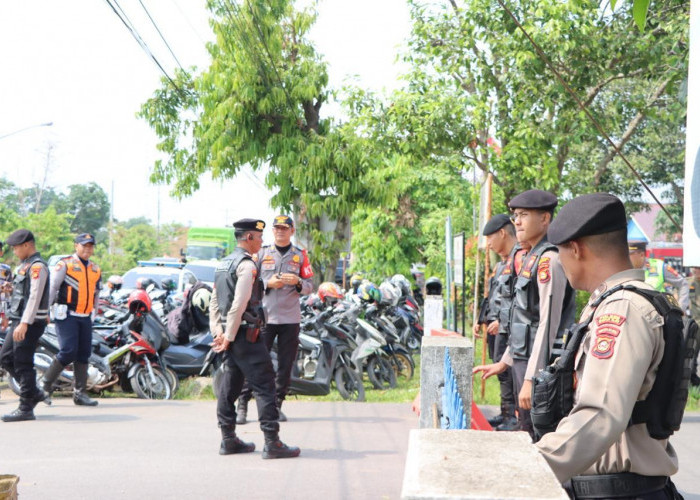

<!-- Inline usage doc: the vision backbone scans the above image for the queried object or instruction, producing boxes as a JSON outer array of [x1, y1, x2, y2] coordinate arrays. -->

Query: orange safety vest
[[57, 256, 101, 314]]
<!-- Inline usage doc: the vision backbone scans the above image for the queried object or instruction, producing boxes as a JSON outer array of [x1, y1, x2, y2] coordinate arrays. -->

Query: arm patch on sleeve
[[537, 256, 551, 283]]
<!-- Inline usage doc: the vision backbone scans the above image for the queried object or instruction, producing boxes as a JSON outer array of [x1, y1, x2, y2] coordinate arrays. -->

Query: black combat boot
[[262, 432, 300, 459], [236, 398, 248, 425], [73, 363, 98, 407], [277, 400, 287, 422], [41, 358, 65, 406], [487, 414, 504, 427], [2, 406, 36, 423], [496, 415, 519, 431], [219, 425, 255, 455]]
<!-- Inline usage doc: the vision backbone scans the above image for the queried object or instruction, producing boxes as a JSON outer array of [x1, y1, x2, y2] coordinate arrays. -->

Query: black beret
[[6, 229, 35, 246], [74, 233, 96, 245], [628, 241, 647, 252], [482, 214, 513, 236], [508, 190, 558, 211], [233, 218, 265, 232], [548, 193, 627, 245]]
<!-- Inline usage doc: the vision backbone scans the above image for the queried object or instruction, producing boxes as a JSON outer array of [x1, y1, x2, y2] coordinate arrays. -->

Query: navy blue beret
[[548, 193, 627, 245], [508, 190, 558, 211], [482, 214, 513, 236]]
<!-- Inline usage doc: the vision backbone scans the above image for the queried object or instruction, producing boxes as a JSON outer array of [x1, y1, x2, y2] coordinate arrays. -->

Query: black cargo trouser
[[216, 329, 280, 434], [0, 320, 46, 410], [511, 358, 534, 439], [239, 323, 300, 404], [494, 333, 515, 418]]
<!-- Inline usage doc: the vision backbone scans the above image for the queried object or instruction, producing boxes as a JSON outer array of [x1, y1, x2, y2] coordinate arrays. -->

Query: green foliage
[[19, 207, 74, 259], [59, 182, 110, 235], [139, 1, 397, 280]]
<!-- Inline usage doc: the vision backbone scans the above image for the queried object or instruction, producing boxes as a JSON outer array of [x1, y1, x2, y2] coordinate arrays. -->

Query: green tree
[[139, 0, 394, 281], [121, 223, 160, 265], [20, 206, 74, 260], [60, 182, 110, 235]]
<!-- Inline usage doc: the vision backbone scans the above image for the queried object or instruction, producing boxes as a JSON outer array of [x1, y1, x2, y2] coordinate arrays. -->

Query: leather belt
[[570, 473, 667, 499]]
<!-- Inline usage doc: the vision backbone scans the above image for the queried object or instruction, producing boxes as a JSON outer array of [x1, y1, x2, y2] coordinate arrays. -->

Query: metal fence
[[441, 350, 468, 429]]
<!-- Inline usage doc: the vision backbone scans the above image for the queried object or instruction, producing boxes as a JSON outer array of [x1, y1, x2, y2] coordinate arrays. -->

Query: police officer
[[236, 215, 314, 424], [474, 190, 576, 438], [473, 214, 521, 430], [534, 193, 683, 499], [209, 218, 300, 459], [629, 241, 689, 311], [42, 233, 101, 406], [0, 229, 50, 422]]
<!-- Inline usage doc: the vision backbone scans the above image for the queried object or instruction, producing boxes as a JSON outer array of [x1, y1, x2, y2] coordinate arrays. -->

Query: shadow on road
[[298, 448, 402, 460], [39, 414, 140, 423]]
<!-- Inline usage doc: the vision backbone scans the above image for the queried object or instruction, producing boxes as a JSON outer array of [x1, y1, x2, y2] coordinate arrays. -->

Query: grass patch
[[173, 377, 216, 400], [471, 331, 502, 407]]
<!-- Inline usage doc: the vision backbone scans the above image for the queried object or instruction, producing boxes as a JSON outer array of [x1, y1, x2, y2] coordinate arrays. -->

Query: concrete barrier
[[401, 429, 567, 499], [419, 335, 472, 429]]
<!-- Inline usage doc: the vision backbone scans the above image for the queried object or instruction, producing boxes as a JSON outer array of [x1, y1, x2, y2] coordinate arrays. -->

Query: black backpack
[[531, 283, 700, 441]]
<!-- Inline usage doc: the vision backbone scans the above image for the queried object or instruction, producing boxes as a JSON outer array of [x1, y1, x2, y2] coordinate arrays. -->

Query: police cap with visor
[[508, 190, 558, 211], [547, 193, 627, 245], [74, 233, 96, 245], [273, 215, 294, 228], [233, 218, 266, 232], [6, 229, 35, 246], [482, 214, 512, 236]]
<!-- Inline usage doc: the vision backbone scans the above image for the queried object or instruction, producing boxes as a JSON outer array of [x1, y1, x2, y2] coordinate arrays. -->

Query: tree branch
[[593, 77, 671, 186]]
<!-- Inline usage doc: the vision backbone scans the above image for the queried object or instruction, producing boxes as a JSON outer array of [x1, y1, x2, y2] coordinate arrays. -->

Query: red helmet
[[128, 289, 152, 314], [318, 282, 344, 305]]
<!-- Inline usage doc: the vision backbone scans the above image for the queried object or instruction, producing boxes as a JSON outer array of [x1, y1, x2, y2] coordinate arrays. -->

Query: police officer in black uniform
[[209, 218, 300, 459], [473, 214, 521, 430], [0, 229, 50, 422]]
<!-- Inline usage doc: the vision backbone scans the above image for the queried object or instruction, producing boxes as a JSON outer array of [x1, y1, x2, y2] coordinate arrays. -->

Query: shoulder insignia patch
[[592, 336, 615, 359], [666, 265, 680, 278], [596, 314, 626, 327], [252, 267, 258, 279], [595, 325, 620, 337], [55, 261, 65, 271], [537, 257, 551, 283], [31, 265, 41, 280], [292, 254, 300, 263]]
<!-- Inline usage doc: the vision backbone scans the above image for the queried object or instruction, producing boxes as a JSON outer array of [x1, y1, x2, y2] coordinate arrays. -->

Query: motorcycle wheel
[[129, 366, 172, 400], [390, 352, 414, 381], [163, 367, 180, 396], [406, 332, 421, 352], [334, 366, 365, 402], [367, 356, 397, 390]]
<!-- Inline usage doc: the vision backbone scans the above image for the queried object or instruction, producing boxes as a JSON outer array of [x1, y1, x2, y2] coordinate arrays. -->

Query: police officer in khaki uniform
[[236, 215, 314, 424], [474, 190, 576, 438], [629, 241, 689, 311], [473, 214, 521, 430], [0, 229, 50, 422], [210, 218, 300, 459], [534, 193, 682, 499], [42, 233, 101, 406]]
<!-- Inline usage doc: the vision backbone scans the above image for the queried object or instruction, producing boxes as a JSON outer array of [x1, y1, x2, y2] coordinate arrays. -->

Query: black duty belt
[[570, 473, 668, 499]]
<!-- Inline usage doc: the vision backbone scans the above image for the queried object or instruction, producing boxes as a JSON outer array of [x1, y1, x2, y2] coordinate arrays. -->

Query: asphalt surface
[[0, 393, 698, 499]]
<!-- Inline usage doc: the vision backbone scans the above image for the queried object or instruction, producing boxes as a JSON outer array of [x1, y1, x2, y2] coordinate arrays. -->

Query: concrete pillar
[[419, 335, 472, 429], [401, 429, 567, 499]]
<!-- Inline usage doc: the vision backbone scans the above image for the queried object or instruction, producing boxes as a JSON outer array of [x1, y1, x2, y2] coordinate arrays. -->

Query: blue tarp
[[627, 219, 649, 243]]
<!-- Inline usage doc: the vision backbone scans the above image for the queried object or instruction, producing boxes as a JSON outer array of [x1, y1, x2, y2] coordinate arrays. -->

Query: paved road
[[1, 395, 698, 499]]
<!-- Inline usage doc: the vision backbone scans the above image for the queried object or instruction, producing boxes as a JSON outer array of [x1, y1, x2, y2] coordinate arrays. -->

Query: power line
[[103, 0, 188, 99], [137, 0, 185, 71], [492, 0, 681, 232]]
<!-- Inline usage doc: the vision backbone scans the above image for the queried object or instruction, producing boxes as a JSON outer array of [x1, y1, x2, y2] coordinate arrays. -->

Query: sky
[[0, 0, 411, 231]]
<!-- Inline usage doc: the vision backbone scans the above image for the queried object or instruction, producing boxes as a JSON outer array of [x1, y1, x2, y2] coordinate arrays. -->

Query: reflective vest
[[57, 255, 101, 314], [644, 258, 665, 292]]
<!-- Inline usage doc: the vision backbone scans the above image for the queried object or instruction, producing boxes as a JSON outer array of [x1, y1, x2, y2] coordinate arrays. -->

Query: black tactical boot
[[496, 416, 519, 431], [487, 414, 504, 427], [236, 398, 248, 425], [73, 363, 98, 407], [2, 406, 35, 423], [41, 358, 65, 406], [262, 432, 300, 459], [277, 400, 287, 422], [219, 425, 255, 455], [30, 388, 48, 409]]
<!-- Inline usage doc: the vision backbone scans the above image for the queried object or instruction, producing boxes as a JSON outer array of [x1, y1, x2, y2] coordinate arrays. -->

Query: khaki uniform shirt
[[501, 250, 571, 380], [209, 258, 256, 342], [535, 269, 678, 483]]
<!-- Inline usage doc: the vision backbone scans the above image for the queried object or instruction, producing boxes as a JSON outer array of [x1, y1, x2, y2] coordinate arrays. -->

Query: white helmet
[[191, 288, 211, 313]]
